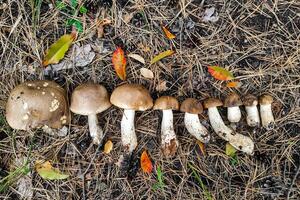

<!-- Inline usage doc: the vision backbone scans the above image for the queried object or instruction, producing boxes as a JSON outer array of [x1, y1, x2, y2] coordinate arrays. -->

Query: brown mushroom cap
[[203, 98, 223, 108], [243, 94, 258, 106], [259, 94, 274, 105], [70, 83, 111, 115], [6, 80, 70, 130], [180, 98, 203, 114], [153, 96, 179, 110], [110, 84, 153, 111], [224, 93, 242, 107]]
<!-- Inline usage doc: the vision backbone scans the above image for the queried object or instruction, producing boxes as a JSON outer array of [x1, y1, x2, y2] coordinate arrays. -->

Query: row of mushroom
[[5, 80, 275, 157]]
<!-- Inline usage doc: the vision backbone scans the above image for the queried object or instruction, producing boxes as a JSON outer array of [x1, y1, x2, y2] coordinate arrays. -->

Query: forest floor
[[0, 0, 300, 199]]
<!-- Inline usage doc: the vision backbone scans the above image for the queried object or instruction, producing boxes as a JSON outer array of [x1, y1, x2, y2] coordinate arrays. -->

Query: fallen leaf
[[96, 18, 111, 38], [225, 143, 237, 157], [112, 47, 127, 80], [138, 43, 151, 52], [202, 7, 219, 22], [140, 150, 153, 173], [123, 12, 134, 23], [156, 80, 168, 92], [196, 140, 206, 156], [43, 32, 77, 67], [128, 53, 145, 64], [162, 25, 176, 39], [35, 160, 69, 180], [151, 50, 175, 64], [208, 66, 234, 81], [104, 140, 113, 154], [226, 81, 241, 88], [140, 68, 154, 79]]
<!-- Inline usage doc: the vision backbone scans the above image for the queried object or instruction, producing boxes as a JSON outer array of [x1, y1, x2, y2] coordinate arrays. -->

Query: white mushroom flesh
[[161, 109, 178, 152], [260, 104, 274, 129], [184, 112, 210, 143], [207, 107, 254, 155], [121, 109, 137, 153], [227, 106, 241, 123], [88, 114, 103, 145], [245, 106, 260, 127]]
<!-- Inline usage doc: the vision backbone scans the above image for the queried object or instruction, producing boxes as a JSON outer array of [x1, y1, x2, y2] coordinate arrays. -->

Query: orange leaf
[[112, 47, 126, 80], [140, 150, 153, 173], [196, 140, 206, 156], [226, 81, 240, 88], [207, 66, 234, 81], [162, 25, 176, 39], [151, 50, 175, 64]]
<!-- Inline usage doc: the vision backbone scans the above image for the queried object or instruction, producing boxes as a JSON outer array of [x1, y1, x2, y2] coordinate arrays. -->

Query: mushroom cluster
[[6, 81, 276, 157]]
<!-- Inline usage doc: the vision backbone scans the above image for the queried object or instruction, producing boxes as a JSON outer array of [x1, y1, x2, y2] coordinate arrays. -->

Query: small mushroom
[[259, 94, 274, 129], [243, 94, 260, 127], [153, 96, 179, 157], [110, 84, 153, 154], [6, 80, 70, 130], [204, 98, 254, 155], [224, 93, 242, 123], [180, 98, 210, 143], [70, 83, 111, 145]]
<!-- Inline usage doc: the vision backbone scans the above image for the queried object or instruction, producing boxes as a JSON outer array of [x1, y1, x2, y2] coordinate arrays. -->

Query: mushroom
[[110, 84, 153, 154], [259, 94, 274, 129], [203, 98, 254, 155], [224, 93, 242, 123], [243, 94, 260, 127], [153, 96, 179, 157], [6, 80, 70, 130], [180, 98, 210, 143], [70, 83, 111, 145]]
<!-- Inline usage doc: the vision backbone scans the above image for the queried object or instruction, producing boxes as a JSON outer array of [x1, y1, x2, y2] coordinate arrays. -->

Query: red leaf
[[112, 47, 126, 80], [140, 150, 153, 173], [207, 66, 234, 81]]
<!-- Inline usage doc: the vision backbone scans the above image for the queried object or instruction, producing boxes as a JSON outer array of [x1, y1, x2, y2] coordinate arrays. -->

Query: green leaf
[[150, 50, 175, 64], [67, 19, 83, 33], [35, 160, 69, 180], [79, 6, 87, 14], [225, 143, 237, 157], [70, 0, 78, 9], [152, 165, 165, 191], [55, 1, 66, 10]]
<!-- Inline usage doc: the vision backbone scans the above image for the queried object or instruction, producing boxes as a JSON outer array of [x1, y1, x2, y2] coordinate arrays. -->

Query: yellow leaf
[[128, 53, 145, 64], [140, 68, 154, 79], [162, 25, 176, 39], [150, 50, 175, 64], [207, 66, 234, 81], [104, 140, 113, 154], [140, 150, 153, 173], [43, 32, 76, 67], [225, 143, 237, 157], [35, 160, 69, 180], [196, 140, 206, 156]]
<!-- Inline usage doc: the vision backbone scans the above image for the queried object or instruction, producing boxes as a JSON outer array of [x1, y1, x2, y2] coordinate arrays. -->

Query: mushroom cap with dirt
[[153, 96, 179, 157], [259, 94, 275, 129], [224, 93, 243, 123], [180, 98, 210, 143], [70, 83, 111, 144], [243, 94, 260, 127], [204, 98, 254, 155], [6, 80, 70, 131], [110, 84, 153, 153]]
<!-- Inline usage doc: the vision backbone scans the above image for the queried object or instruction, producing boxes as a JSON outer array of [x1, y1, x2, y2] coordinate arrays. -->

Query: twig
[[287, 164, 300, 199]]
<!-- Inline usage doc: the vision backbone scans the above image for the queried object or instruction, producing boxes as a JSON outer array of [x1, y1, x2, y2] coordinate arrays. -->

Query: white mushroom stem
[[227, 106, 241, 123], [121, 109, 137, 153], [88, 114, 103, 145], [161, 109, 178, 152], [245, 106, 260, 127], [207, 107, 254, 155], [184, 113, 210, 143], [260, 104, 274, 129]]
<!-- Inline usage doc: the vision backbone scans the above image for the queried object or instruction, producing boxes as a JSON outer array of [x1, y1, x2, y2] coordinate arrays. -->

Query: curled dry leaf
[[104, 140, 113, 154], [35, 160, 69, 180], [156, 80, 168, 92], [112, 47, 127, 80], [96, 18, 111, 38], [43, 32, 77, 67], [151, 50, 175, 64], [202, 7, 219, 22], [140, 150, 153, 173], [196, 140, 206, 156], [208, 66, 234, 81], [128, 53, 145, 64], [140, 68, 154, 79], [162, 25, 176, 39]]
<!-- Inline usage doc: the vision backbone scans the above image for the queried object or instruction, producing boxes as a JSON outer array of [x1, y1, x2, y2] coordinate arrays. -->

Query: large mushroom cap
[[70, 83, 111, 115], [6, 80, 70, 130], [180, 98, 203, 114], [153, 96, 179, 110], [243, 94, 258, 106], [224, 93, 242, 107], [110, 84, 153, 111], [203, 98, 223, 108], [259, 94, 273, 105]]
